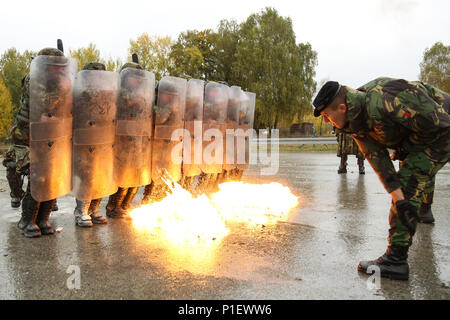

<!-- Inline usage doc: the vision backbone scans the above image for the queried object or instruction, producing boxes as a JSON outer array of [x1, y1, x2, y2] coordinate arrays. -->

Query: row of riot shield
[[29, 55, 255, 202]]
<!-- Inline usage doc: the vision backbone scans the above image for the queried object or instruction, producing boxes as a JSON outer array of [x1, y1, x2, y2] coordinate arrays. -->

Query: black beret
[[313, 81, 341, 117]]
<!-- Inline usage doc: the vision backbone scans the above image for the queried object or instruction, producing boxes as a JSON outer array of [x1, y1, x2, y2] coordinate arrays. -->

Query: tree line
[[1, 7, 449, 140]]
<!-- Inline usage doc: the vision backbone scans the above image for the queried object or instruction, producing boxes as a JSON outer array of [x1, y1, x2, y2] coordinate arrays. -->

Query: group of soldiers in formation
[[3, 40, 255, 238]]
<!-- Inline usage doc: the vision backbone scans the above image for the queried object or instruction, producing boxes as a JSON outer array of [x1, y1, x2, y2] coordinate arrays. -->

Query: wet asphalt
[[0, 151, 449, 300]]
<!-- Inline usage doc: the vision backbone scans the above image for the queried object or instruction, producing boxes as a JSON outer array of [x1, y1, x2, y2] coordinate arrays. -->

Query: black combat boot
[[358, 158, 365, 175], [18, 191, 42, 238], [418, 203, 435, 224], [74, 199, 93, 227], [6, 164, 25, 208], [337, 155, 347, 174], [106, 188, 129, 219], [358, 245, 409, 280], [89, 198, 107, 224], [36, 199, 56, 235]]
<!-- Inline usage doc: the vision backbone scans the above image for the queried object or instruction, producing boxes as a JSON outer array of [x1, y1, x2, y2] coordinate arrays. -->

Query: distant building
[[290, 122, 314, 136]]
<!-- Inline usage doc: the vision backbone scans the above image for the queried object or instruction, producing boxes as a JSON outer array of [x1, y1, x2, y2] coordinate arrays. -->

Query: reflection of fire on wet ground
[[130, 180, 299, 244]]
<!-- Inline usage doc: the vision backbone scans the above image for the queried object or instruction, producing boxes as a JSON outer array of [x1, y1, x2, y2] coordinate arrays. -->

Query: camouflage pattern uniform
[[338, 77, 450, 247], [2, 75, 30, 207], [336, 132, 365, 174]]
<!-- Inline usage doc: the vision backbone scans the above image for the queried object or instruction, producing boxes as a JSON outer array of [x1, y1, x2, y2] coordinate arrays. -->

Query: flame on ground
[[130, 180, 299, 245]]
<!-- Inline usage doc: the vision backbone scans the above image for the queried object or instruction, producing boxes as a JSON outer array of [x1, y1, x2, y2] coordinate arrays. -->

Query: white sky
[[1, 0, 449, 89]]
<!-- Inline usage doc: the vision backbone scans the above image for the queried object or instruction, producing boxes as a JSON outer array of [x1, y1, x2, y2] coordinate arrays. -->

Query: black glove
[[395, 200, 419, 236]]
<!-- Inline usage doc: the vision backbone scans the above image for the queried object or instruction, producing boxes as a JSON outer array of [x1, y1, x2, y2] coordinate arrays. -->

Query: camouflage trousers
[[389, 134, 450, 246], [2, 144, 30, 175]]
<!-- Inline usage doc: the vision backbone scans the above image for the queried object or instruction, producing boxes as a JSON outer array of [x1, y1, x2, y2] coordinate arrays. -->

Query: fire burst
[[130, 180, 299, 245]]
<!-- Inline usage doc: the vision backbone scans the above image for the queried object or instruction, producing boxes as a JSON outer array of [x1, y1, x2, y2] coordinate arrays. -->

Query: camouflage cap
[[120, 62, 142, 72], [83, 62, 106, 71], [313, 81, 341, 117], [37, 47, 64, 57]]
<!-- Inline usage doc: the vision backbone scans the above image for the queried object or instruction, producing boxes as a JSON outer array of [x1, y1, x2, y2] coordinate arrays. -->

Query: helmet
[[82, 62, 106, 71], [120, 62, 142, 72], [37, 47, 64, 57]]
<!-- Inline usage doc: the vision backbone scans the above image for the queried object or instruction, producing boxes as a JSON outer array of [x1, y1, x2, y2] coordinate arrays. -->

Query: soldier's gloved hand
[[395, 200, 419, 236]]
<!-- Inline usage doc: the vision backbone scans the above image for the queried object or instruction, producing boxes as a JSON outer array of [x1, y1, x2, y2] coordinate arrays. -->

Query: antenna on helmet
[[57, 39, 64, 53], [132, 53, 139, 64]]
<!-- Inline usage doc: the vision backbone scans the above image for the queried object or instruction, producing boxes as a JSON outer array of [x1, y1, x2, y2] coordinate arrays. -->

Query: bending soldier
[[313, 78, 449, 280]]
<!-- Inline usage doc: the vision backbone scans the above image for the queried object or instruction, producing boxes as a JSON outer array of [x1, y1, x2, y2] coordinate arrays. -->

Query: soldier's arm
[[352, 134, 401, 193]]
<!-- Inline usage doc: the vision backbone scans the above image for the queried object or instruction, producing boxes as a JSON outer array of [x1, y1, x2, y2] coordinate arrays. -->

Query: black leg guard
[[6, 164, 24, 208], [141, 183, 153, 205], [89, 198, 107, 224], [358, 157, 365, 174], [18, 183, 41, 238], [122, 187, 138, 210], [338, 155, 347, 174], [36, 199, 56, 235], [418, 203, 435, 224], [106, 188, 129, 219]]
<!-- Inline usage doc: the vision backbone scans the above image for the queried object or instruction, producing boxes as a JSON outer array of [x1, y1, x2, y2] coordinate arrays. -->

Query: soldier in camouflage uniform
[[106, 60, 143, 218], [72, 62, 109, 227], [3, 97, 27, 208], [12, 47, 66, 238], [313, 78, 450, 280], [336, 132, 365, 174]]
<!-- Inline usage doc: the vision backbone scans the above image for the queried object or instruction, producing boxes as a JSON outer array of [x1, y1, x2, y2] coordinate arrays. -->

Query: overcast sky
[[1, 0, 449, 90]]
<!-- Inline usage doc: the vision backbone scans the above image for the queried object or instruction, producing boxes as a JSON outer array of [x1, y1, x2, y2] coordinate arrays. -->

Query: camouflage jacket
[[7, 74, 30, 146], [338, 77, 450, 193]]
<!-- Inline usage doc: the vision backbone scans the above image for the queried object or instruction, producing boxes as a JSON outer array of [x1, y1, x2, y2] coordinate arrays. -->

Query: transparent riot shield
[[182, 79, 204, 177], [72, 70, 119, 200], [236, 91, 256, 170], [29, 55, 77, 202], [223, 86, 241, 172], [200, 82, 229, 174], [152, 76, 187, 183], [114, 68, 155, 188]]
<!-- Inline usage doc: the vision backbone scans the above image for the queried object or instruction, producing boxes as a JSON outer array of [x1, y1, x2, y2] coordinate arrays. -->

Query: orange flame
[[130, 180, 298, 245]]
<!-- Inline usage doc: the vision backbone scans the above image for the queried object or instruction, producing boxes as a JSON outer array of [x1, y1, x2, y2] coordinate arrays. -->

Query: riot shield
[[182, 79, 204, 177], [72, 70, 119, 200], [114, 68, 155, 188], [29, 55, 77, 202], [200, 82, 229, 174], [236, 91, 256, 170], [223, 86, 241, 172], [152, 76, 187, 183]]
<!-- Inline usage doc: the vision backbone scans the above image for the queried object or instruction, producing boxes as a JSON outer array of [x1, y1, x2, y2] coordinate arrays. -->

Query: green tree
[[0, 48, 35, 111], [213, 19, 240, 83], [0, 76, 14, 139], [169, 29, 217, 80], [419, 41, 450, 93], [68, 43, 104, 71], [233, 7, 317, 129], [105, 57, 123, 72], [129, 33, 173, 79]]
